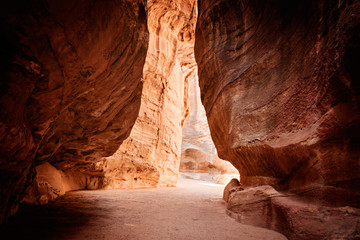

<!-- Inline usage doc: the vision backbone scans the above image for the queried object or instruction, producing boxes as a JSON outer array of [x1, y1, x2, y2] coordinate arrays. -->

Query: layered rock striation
[[224, 182, 360, 240], [98, 0, 198, 189], [195, 0, 360, 201], [0, 0, 198, 222], [0, 0, 148, 222], [196, 0, 360, 238]]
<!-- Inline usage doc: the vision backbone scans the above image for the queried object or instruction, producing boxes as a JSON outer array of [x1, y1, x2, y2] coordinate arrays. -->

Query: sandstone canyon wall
[[196, 0, 360, 202], [97, 0, 197, 189], [0, 0, 148, 223], [196, 0, 360, 238], [0, 0, 198, 222]]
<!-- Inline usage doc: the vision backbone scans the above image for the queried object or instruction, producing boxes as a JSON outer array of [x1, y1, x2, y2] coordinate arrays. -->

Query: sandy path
[[2, 177, 286, 240]]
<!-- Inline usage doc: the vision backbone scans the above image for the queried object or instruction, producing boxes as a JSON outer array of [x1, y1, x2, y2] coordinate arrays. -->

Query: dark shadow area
[[0, 198, 93, 240]]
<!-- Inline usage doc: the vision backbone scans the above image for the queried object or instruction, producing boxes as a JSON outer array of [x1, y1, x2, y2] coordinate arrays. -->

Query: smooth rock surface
[[180, 67, 238, 180], [181, 71, 217, 169], [226, 185, 360, 240]]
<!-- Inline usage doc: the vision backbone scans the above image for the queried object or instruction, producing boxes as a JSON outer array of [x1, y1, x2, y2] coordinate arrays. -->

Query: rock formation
[[0, 0, 148, 223], [196, 0, 360, 238], [97, 0, 197, 189], [0, 0, 201, 222], [180, 71, 239, 183], [195, 0, 360, 200], [224, 183, 360, 240], [1, 0, 359, 238]]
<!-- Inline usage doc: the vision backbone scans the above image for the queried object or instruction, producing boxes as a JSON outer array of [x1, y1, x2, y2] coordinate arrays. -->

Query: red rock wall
[[98, 0, 197, 188], [195, 0, 360, 204], [0, 0, 148, 223]]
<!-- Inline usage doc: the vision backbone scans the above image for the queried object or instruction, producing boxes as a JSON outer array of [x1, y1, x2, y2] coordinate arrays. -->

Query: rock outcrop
[[1, 0, 359, 238], [224, 183, 360, 240], [195, 0, 360, 202], [0, 0, 148, 223]]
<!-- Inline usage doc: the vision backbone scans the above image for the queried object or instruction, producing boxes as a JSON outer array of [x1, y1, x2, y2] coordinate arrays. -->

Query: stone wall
[[0, 0, 148, 223], [98, 0, 197, 188], [195, 0, 360, 202]]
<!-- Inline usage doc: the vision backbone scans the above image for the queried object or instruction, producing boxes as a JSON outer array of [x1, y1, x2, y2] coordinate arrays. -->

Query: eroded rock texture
[[96, 0, 198, 188], [0, 0, 148, 222], [196, 0, 360, 199], [224, 182, 360, 240], [196, 0, 360, 238]]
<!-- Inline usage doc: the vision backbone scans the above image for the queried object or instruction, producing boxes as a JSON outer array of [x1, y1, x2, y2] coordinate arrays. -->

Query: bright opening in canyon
[[0, 0, 359, 239]]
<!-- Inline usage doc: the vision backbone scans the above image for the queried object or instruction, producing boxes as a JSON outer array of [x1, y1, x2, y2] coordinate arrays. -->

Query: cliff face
[[0, 0, 148, 222], [196, 0, 360, 238], [0, 0, 197, 222], [98, 0, 197, 189], [1, 0, 359, 237], [195, 0, 360, 200]]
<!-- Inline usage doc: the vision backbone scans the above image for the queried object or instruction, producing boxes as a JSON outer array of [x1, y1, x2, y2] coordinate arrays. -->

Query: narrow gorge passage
[[1, 0, 359, 239], [1, 178, 286, 240]]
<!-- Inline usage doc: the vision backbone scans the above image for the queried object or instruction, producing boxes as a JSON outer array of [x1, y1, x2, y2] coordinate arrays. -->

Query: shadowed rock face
[[225, 184, 360, 240], [195, 0, 360, 202], [0, 0, 359, 238], [196, 0, 360, 238], [0, 0, 148, 223]]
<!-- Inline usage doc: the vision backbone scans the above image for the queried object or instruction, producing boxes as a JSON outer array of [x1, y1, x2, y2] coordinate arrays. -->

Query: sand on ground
[[1, 177, 287, 240]]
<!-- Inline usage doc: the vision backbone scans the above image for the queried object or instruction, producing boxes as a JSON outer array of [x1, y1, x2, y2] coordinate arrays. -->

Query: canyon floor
[[1, 177, 287, 240]]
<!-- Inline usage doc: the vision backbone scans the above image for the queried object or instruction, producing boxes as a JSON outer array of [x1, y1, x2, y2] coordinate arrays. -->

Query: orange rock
[[226, 185, 360, 240], [195, 0, 360, 203], [0, 0, 148, 222], [100, 0, 198, 189]]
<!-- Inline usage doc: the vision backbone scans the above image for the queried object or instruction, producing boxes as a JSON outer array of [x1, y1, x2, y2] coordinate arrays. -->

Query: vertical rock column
[[99, 0, 197, 188]]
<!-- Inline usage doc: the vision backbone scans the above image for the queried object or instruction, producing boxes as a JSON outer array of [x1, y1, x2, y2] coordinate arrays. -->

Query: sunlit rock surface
[[180, 72, 238, 184], [98, 0, 198, 188], [23, 163, 101, 205], [0, 0, 148, 222]]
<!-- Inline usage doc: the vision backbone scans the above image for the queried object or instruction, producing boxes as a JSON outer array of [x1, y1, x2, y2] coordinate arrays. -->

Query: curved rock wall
[[195, 0, 360, 203], [94, 0, 197, 189], [0, 0, 148, 223]]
